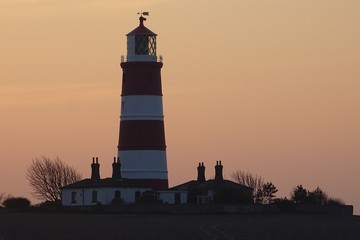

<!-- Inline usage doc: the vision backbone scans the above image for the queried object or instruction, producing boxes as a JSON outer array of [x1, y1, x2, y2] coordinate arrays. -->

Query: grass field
[[1, 211, 359, 240]]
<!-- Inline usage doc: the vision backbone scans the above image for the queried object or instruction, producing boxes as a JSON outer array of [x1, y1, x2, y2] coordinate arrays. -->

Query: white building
[[61, 158, 187, 206], [61, 179, 152, 206]]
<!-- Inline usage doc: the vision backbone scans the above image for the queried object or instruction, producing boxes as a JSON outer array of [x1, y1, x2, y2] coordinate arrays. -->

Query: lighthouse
[[118, 15, 168, 190]]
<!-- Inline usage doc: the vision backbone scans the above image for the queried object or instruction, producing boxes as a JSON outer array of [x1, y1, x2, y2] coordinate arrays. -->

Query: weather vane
[[137, 11, 149, 17]]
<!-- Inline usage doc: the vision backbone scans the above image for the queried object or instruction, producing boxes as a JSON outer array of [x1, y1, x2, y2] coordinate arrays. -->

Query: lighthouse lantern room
[[118, 15, 168, 190], [126, 16, 157, 62]]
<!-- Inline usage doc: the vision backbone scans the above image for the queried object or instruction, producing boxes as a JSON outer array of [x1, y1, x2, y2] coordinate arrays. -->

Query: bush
[[274, 198, 296, 212], [307, 187, 328, 205], [37, 200, 62, 209], [3, 197, 31, 209], [327, 198, 345, 205], [214, 188, 252, 204], [291, 185, 344, 206], [137, 194, 159, 204], [111, 198, 125, 205]]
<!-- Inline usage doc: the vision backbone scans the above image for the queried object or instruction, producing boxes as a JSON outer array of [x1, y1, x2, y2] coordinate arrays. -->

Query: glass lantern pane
[[134, 35, 157, 55], [148, 36, 157, 55], [135, 35, 148, 55]]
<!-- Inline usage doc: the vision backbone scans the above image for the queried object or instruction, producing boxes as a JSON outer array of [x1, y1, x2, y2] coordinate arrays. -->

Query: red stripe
[[118, 120, 166, 150], [121, 62, 163, 96]]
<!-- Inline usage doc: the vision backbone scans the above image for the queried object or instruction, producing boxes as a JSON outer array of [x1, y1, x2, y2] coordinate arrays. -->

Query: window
[[135, 35, 148, 55], [92, 190, 98, 203], [71, 191, 77, 204], [114, 190, 121, 200], [175, 193, 181, 204], [135, 35, 156, 55]]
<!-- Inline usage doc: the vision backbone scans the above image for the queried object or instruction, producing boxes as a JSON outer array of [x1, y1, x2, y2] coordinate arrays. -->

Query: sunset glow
[[1, 0, 359, 213]]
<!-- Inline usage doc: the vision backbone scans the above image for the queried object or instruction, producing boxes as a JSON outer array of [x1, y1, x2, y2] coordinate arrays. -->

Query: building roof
[[170, 179, 253, 193], [61, 178, 152, 189], [127, 16, 157, 36]]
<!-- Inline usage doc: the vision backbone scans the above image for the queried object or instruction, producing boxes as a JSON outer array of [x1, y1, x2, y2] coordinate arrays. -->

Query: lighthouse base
[[126, 179, 169, 190], [119, 150, 168, 190]]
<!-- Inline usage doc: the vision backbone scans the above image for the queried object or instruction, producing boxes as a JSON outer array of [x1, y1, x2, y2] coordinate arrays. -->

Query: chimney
[[215, 160, 223, 181], [197, 162, 206, 182], [112, 157, 122, 179], [91, 157, 100, 181]]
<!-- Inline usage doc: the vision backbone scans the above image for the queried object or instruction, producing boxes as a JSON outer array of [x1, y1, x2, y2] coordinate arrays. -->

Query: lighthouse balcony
[[121, 55, 163, 63]]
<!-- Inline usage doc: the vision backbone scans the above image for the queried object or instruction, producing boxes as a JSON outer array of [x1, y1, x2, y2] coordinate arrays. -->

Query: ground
[[0, 211, 359, 240]]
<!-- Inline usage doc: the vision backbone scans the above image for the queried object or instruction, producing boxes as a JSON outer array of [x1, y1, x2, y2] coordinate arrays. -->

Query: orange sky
[[1, 0, 359, 213]]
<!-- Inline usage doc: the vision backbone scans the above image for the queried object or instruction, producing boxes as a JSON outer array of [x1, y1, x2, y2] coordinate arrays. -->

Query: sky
[[1, 0, 359, 213]]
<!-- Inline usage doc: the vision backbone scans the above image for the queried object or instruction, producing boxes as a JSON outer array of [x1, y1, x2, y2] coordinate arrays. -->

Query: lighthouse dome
[[126, 16, 158, 62]]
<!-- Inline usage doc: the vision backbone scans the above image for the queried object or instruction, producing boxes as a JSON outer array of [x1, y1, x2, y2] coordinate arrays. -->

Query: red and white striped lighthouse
[[118, 15, 168, 190]]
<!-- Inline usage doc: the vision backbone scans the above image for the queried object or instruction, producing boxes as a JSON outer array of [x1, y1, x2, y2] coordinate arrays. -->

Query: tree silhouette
[[290, 185, 344, 205], [291, 185, 308, 204], [231, 170, 264, 199], [307, 187, 328, 205], [256, 182, 278, 204], [27, 156, 82, 202]]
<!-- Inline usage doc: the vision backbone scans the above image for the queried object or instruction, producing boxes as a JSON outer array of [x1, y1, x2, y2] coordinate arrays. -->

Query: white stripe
[[119, 150, 168, 179], [120, 95, 164, 121]]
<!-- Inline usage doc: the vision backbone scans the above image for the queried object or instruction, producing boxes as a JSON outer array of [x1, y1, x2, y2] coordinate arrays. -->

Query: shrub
[[3, 197, 31, 209], [274, 198, 296, 212], [137, 194, 159, 204], [291, 185, 344, 206], [307, 187, 328, 205], [111, 198, 125, 205], [37, 200, 62, 209], [327, 198, 345, 205], [214, 188, 252, 204]]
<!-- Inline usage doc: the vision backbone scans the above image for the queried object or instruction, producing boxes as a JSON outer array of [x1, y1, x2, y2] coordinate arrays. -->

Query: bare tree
[[27, 156, 82, 202], [231, 170, 265, 203], [231, 170, 264, 191], [0, 192, 12, 207]]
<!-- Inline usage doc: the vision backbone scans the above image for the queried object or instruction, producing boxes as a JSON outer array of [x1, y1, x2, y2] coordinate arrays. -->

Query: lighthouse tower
[[118, 15, 168, 190]]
